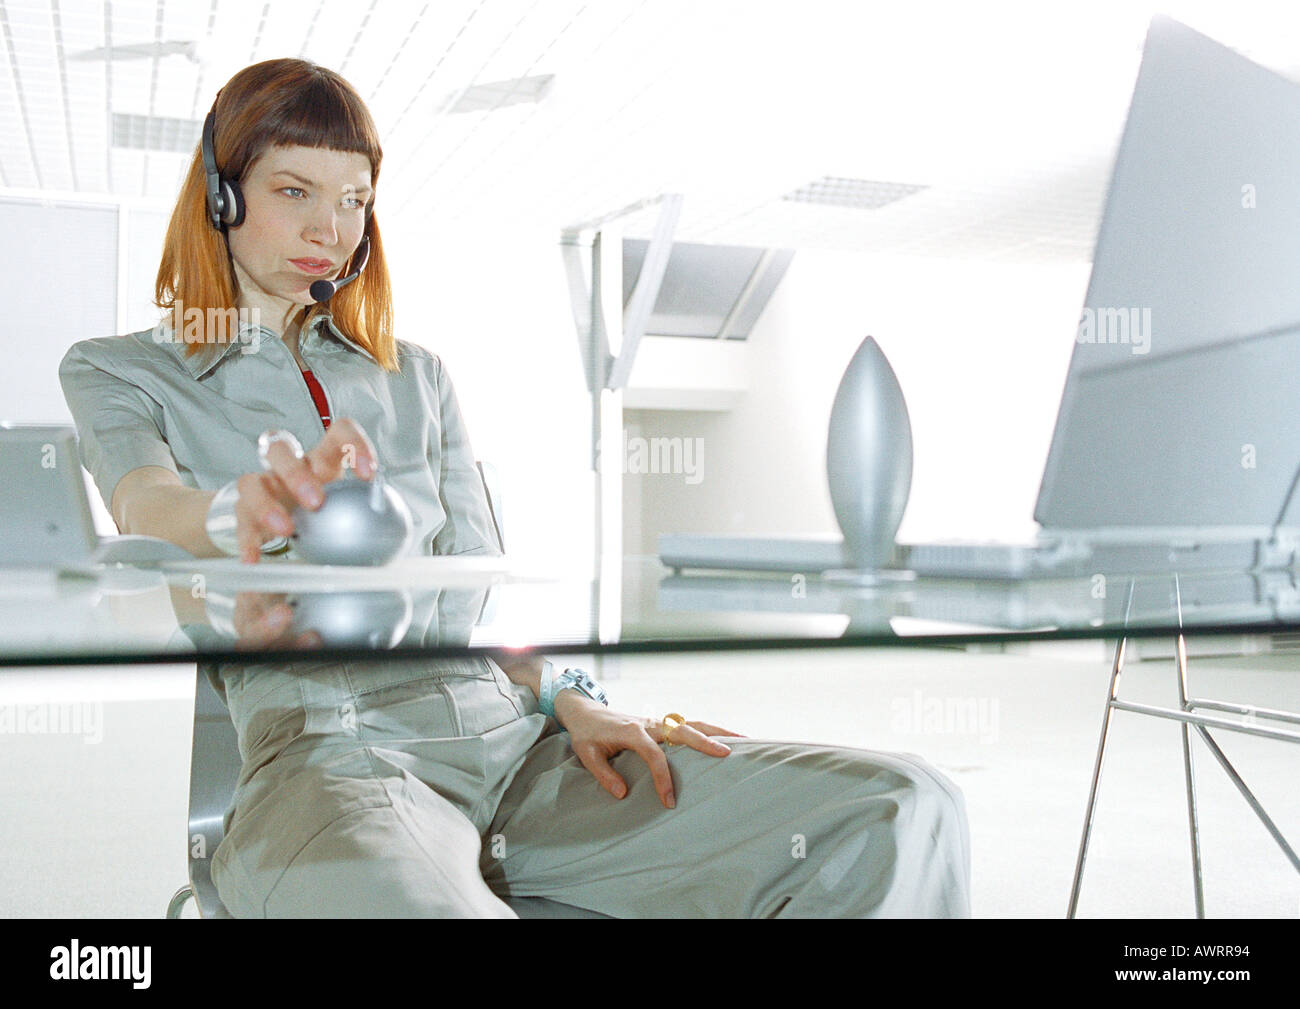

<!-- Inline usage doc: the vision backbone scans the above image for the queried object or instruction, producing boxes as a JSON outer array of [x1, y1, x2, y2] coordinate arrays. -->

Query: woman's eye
[[281, 187, 306, 198]]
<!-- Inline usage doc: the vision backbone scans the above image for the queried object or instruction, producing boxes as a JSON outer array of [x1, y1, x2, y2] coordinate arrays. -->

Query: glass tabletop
[[3, 552, 1299, 668]]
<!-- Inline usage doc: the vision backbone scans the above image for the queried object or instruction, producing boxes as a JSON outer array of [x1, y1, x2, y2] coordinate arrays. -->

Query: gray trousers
[[210, 657, 971, 918]]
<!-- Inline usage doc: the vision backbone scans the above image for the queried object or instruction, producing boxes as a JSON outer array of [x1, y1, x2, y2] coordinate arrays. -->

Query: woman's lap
[[481, 732, 971, 918], [211, 661, 970, 918]]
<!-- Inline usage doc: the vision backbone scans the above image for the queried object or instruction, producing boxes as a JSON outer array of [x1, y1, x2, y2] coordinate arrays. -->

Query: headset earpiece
[[201, 104, 244, 232], [222, 177, 245, 228]]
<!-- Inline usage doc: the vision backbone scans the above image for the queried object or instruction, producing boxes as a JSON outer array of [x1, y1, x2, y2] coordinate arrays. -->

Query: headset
[[200, 92, 372, 302], [200, 95, 245, 231]]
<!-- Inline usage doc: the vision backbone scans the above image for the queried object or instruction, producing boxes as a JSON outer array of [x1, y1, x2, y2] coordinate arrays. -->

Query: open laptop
[[661, 16, 1300, 580], [0, 424, 195, 572]]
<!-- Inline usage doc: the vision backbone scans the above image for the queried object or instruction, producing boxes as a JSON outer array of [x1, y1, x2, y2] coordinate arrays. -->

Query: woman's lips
[[290, 259, 333, 275]]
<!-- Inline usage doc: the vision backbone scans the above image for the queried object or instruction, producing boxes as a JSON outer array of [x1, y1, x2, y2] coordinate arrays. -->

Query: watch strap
[[539, 660, 608, 718]]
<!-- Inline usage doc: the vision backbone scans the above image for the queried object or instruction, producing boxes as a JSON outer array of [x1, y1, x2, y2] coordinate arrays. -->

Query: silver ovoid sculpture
[[290, 470, 414, 566], [826, 336, 913, 571]]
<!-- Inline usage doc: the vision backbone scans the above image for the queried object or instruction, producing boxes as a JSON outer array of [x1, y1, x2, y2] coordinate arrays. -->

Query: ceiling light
[[111, 114, 201, 154], [447, 74, 555, 114], [783, 176, 928, 210], [70, 40, 200, 63]]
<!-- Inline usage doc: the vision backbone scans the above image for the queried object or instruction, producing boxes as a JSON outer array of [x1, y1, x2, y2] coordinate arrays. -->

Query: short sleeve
[[429, 355, 503, 558], [58, 341, 180, 523]]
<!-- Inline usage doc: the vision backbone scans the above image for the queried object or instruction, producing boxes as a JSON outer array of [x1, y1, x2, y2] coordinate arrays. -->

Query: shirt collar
[[167, 310, 377, 380]]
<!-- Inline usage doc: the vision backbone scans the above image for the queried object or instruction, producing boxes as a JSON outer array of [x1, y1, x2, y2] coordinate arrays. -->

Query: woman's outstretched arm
[[113, 467, 225, 555]]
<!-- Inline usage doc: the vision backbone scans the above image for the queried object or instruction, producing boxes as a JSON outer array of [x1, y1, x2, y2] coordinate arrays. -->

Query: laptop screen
[[0, 424, 101, 567], [1035, 16, 1300, 536]]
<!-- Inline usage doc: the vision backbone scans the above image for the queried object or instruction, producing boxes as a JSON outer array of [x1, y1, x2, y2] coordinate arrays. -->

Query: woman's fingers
[[687, 720, 746, 739], [651, 715, 743, 747], [569, 715, 747, 811], [627, 728, 677, 807], [232, 600, 293, 650], [573, 747, 629, 801], [311, 418, 377, 482], [232, 422, 379, 565], [264, 446, 326, 512], [234, 472, 297, 564], [664, 720, 733, 756], [231, 597, 323, 650], [575, 726, 677, 808]]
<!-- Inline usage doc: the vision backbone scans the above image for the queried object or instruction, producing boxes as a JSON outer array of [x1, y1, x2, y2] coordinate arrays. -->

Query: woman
[[59, 58, 971, 917]]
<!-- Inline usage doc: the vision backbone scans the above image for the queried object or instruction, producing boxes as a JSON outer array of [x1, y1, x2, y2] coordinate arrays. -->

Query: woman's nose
[[305, 210, 339, 245]]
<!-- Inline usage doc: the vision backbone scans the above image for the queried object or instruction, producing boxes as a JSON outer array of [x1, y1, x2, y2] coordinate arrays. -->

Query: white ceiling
[[5, 0, 1300, 263]]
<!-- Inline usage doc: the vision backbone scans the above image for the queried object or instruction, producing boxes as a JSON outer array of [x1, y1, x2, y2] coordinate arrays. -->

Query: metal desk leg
[[1070, 578, 1300, 916], [1172, 578, 1206, 917], [1188, 719, 1300, 875], [1067, 630, 1129, 918], [1175, 634, 1206, 916]]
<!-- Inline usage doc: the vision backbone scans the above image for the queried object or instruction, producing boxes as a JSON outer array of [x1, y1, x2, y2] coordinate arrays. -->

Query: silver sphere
[[290, 476, 414, 566]]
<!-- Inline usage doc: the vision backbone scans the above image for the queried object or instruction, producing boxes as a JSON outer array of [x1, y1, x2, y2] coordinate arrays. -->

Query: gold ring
[[661, 712, 686, 745]]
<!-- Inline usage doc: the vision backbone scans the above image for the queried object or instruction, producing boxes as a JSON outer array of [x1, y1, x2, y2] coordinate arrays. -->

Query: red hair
[[156, 58, 397, 373]]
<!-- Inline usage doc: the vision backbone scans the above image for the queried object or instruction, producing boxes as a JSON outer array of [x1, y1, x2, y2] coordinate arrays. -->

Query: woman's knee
[[219, 801, 516, 918], [873, 751, 968, 839]]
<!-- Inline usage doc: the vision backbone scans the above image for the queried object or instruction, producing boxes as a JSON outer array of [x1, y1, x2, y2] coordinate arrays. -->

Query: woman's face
[[226, 143, 373, 316]]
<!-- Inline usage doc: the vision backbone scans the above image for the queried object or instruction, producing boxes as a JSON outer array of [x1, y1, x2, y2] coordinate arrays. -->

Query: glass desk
[[5, 554, 1300, 662], [2, 552, 1297, 917]]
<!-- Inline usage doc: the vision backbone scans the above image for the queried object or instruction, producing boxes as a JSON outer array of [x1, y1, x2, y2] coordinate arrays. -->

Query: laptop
[[661, 16, 1300, 580], [0, 424, 195, 572]]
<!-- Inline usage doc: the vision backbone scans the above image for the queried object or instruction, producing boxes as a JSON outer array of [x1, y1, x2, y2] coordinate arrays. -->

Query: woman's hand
[[235, 418, 378, 564], [553, 692, 745, 809], [231, 591, 323, 651]]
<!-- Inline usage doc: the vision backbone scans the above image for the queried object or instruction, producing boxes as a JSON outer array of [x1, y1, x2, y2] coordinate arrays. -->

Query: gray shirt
[[57, 311, 502, 562]]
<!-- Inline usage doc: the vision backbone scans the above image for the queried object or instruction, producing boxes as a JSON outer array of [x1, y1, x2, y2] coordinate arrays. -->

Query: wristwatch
[[539, 660, 608, 719]]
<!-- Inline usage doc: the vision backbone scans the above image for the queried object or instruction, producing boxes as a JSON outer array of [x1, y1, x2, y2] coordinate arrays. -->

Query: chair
[[167, 462, 614, 919]]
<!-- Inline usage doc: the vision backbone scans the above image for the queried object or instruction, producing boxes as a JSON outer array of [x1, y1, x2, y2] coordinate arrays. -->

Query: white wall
[[122, 208, 172, 335], [385, 219, 597, 576], [0, 198, 119, 426], [624, 248, 1094, 553], [1, 196, 137, 535]]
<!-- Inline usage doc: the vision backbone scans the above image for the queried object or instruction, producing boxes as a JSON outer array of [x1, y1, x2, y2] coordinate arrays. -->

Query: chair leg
[[167, 885, 194, 919]]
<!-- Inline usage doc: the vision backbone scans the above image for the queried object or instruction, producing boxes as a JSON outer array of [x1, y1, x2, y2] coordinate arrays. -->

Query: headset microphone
[[309, 235, 371, 303]]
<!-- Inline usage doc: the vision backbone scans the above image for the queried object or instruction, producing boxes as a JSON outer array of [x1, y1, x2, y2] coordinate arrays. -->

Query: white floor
[[1, 644, 1297, 918]]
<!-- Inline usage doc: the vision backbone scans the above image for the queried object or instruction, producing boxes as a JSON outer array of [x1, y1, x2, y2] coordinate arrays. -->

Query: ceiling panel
[[8, 1, 59, 189], [0, 10, 32, 186], [5, 0, 1300, 263]]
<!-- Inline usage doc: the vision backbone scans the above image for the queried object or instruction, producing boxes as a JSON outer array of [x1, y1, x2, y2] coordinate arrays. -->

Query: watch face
[[562, 669, 608, 705]]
